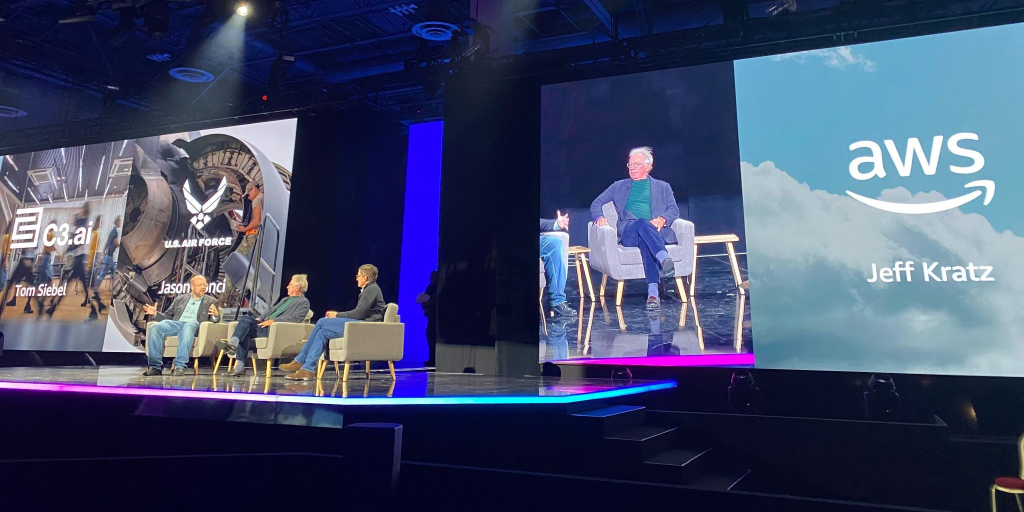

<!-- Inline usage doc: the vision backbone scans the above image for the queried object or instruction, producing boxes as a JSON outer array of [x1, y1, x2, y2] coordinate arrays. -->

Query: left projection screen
[[0, 118, 298, 352]]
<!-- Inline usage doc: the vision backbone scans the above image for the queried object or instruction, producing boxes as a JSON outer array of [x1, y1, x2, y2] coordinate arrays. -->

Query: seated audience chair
[[992, 434, 1024, 511], [587, 202, 695, 306], [318, 303, 404, 381], [145, 321, 228, 374], [214, 310, 314, 378]]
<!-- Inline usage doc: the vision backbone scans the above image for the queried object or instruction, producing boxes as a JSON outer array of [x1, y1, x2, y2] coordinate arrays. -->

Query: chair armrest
[[587, 222, 619, 275], [263, 322, 314, 359], [670, 219, 695, 245], [332, 322, 405, 362]]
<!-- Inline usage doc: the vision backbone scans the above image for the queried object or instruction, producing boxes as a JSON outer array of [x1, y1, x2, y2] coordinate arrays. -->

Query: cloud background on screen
[[736, 23, 1024, 375]]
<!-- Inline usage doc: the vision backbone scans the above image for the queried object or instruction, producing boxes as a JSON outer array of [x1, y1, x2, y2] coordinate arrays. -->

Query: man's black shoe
[[646, 296, 661, 310], [214, 339, 236, 358], [550, 302, 577, 318], [5, 298, 15, 307], [171, 367, 187, 377], [661, 257, 675, 279], [143, 367, 163, 377]]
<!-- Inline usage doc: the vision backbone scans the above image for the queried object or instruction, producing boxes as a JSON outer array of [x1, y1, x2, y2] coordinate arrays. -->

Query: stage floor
[[542, 253, 754, 367], [0, 366, 676, 406]]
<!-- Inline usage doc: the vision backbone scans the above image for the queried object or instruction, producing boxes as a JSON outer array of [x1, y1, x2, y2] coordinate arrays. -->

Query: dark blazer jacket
[[155, 294, 221, 323], [589, 177, 682, 244]]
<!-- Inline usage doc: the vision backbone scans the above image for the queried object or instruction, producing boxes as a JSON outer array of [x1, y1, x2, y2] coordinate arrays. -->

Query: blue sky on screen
[[735, 22, 1024, 234]]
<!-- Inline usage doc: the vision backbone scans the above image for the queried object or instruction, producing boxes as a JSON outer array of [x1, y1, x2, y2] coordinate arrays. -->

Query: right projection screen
[[736, 22, 1024, 376]]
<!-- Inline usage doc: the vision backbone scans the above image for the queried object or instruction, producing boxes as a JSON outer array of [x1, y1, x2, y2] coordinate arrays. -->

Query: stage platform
[[0, 366, 676, 406], [542, 253, 754, 367]]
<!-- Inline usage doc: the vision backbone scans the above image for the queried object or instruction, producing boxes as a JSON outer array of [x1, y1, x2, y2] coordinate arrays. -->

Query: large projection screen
[[0, 118, 298, 353]]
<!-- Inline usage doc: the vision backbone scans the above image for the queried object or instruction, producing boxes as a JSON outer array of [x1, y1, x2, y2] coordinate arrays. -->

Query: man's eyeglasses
[[627, 162, 647, 169]]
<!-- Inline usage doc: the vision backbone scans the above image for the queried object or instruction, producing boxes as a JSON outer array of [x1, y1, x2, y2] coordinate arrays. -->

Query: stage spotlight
[[236, 2, 251, 16], [863, 373, 900, 421], [767, 0, 797, 16]]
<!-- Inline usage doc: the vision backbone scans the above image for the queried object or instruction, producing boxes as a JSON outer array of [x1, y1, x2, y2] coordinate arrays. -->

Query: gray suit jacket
[[258, 294, 311, 323], [156, 294, 221, 323]]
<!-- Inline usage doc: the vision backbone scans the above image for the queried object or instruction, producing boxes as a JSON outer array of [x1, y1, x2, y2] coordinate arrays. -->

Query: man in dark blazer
[[215, 274, 312, 376], [142, 274, 221, 376], [590, 146, 680, 309]]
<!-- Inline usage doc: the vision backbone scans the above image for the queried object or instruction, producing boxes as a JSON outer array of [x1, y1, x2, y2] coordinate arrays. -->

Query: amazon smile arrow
[[845, 180, 995, 214]]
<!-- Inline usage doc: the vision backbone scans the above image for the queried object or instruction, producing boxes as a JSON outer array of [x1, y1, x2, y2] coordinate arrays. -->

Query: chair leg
[[252, 356, 258, 372], [615, 280, 624, 307], [388, 361, 396, 380], [213, 351, 224, 374], [599, 274, 607, 297], [365, 361, 371, 379], [991, 486, 998, 512], [343, 362, 351, 382], [1016, 492, 1023, 512], [193, 358, 199, 375], [675, 276, 687, 303], [265, 360, 272, 379], [580, 254, 595, 300], [334, 361, 341, 378]]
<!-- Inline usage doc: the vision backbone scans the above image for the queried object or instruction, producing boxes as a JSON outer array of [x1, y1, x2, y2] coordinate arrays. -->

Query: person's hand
[[325, 311, 338, 318], [651, 217, 667, 231], [208, 304, 220, 317], [143, 303, 157, 317], [258, 319, 275, 328], [595, 217, 608, 227], [234, 224, 248, 232], [556, 210, 569, 230]]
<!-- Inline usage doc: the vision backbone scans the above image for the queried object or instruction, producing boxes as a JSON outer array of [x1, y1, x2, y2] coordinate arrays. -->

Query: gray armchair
[[587, 202, 695, 305]]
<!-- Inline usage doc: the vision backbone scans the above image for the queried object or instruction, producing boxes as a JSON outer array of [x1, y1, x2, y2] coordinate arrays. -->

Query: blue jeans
[[147, 320, 200, 369], [294, 317, 358, 372], [540, 235, 567, 306], [230, 315, 270, 362], [620, 219, 668, 285], [93, 255, 115, 292]]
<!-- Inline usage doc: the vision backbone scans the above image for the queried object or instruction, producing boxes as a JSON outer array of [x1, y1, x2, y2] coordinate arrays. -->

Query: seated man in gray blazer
[[591, 146, 680, 310], [142, 275, 221, 376], [215, 274, 312, 377]]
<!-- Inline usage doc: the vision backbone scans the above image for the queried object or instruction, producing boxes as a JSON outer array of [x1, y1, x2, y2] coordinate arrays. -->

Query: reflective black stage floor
[[0, 366, 675, 406], [542, 253, 753, 366]]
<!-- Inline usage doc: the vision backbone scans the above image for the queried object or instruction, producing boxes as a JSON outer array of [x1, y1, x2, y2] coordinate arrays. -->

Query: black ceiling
[[1, 0, 1023, 151]]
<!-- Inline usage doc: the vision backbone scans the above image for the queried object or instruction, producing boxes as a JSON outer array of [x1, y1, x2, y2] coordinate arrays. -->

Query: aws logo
[[846, 132, 993, 214]]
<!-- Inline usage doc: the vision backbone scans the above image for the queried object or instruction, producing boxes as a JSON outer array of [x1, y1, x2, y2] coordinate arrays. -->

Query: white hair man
[[215, 274, 312, 377], [590, 146, 682, 310]]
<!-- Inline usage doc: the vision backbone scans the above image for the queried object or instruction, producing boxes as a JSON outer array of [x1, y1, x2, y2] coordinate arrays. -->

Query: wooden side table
[[690, 234, 745, 297], [568, 246, 596, 301]]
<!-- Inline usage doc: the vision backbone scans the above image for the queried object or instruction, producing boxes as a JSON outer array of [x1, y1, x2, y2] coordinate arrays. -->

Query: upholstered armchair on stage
[[587, 202, 695, 306], [319, 303, 404, 381], [145, 321, 228, 374], [214, 310, 314, 377]]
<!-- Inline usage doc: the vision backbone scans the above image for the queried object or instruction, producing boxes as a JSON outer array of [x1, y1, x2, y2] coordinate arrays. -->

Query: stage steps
[[571, 404, 750, 487]]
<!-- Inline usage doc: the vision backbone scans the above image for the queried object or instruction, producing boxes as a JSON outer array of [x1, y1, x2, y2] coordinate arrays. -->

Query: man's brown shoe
[[285, 369, 316, 381], [279, 360, 302, 372]]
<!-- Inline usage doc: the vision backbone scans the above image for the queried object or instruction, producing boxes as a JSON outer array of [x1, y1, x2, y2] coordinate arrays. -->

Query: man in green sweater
[[591, 146, 681, 309]]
